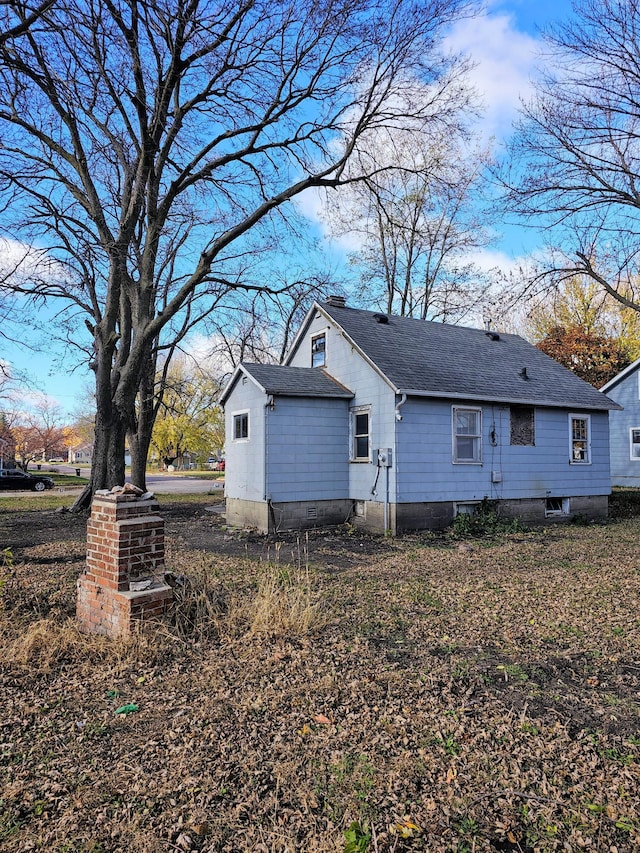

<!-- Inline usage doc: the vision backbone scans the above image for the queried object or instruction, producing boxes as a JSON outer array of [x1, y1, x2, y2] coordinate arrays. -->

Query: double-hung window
[[569, 414, 590, 463], [630, 428, 640, 460], [311, 333, 326, 367], [453, 407, 482, 463], [350, 406, 371, 462], [233, 411, 249, 441]]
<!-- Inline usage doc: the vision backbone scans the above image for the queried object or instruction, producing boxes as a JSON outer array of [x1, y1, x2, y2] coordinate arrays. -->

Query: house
[[69, 443, 93, 464], [601, 359, 640, 487], [220, 297, 621, 533]]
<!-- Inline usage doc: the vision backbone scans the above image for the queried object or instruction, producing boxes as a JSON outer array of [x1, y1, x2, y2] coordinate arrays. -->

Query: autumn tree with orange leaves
[[536, 325, 631, 388]]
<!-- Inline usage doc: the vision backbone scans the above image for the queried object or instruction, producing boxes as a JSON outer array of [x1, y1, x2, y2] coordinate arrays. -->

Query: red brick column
[[77, 492, 173, 637]]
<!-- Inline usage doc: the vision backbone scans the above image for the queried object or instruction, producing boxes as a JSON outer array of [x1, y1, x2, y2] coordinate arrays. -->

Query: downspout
[[384, 462, 389, 534], [264, 395, 274, 502], [392, 393, 407, 535]]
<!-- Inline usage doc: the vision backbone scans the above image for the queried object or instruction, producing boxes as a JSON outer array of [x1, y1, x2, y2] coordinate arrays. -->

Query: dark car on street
[[0, 469, 55, 492]]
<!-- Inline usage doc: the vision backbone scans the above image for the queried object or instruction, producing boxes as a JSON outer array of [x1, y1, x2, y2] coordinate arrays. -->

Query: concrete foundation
[[226, 497, 352, 533], [226, 494, 609, 535]]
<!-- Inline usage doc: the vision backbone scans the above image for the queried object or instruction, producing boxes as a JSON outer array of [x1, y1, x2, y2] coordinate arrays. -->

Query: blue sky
[[2, 0, 574, 419]]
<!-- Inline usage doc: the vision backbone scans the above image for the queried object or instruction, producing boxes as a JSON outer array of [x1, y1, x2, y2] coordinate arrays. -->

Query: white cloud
[[445, 10, 540, 142], [295, 9, 543, 254], [0, 236, 69, 287]]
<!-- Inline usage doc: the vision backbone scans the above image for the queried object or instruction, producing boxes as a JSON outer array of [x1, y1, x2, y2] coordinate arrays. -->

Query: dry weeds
[[0, 503, 639, 852]]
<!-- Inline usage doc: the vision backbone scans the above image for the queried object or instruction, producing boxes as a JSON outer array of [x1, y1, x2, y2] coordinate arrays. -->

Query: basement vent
[[306, 506, 318, 520], [353, 500, 365, 517], [546, 497, 569, 517], [454, 502, 480, 516]]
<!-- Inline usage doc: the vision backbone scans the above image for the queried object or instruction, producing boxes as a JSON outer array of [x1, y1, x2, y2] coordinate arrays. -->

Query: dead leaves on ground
[[1, 516, 640, 851]]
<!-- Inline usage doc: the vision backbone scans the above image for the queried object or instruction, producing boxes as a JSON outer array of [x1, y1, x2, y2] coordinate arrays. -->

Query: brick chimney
[[76, 491, 173, 637], [325, 294, 347, 308]]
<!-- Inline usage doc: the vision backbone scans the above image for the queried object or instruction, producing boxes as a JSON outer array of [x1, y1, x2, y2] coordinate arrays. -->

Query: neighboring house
[[220, 297, 621, 534], [601, 359, 640, 486], [69, 444, 93, 464]]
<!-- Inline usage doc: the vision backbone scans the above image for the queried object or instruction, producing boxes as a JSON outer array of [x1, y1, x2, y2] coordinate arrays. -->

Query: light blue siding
[[604, 368, 640, 486], [396, 399, 611, 501], [227, 314, 612, 527], [224, 378, 266, 502], [288, 312, 398, 503], [265, 398, 349, 501]]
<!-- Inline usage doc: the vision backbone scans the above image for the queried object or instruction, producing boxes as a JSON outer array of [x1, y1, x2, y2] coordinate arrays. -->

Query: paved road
[[20, 466, 224, 496], [145, 473, 224, 495]]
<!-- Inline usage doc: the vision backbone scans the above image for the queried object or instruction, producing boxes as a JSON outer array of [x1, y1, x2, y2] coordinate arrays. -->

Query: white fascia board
[[283, 301, 323, 365], [286, 302, 399, 393], [600, 357, 640, 392], [219, 363, 266, 408]]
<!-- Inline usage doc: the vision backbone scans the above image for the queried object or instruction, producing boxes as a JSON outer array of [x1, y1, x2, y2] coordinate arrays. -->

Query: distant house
[[220, 298, 621, 534], [69, 443, 93, 464], [601, 359, 640, 487]]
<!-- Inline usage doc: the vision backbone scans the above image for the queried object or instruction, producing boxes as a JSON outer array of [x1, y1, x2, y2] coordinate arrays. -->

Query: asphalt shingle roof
[[319, 302, 620, 410], [241, 363, 353, 398]]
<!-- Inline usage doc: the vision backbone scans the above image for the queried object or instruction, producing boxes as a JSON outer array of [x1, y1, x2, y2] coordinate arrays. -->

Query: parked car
[[0, 469, 55, 491]]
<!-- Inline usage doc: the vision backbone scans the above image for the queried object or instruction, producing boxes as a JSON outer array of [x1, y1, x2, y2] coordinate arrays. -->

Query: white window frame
[[630, 427, 640, 461], [452, 406, 482, 464], [311, 332, 326, 368], [568, 413, 591, 464], [232, 410, 250, 442], [350, 405, 371, 462]]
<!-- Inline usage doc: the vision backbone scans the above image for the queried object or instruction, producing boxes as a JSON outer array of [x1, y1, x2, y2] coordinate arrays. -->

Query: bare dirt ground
[[1, 497, 639, 852]]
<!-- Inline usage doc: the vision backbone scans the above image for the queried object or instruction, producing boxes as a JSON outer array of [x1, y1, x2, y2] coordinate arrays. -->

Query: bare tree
[[9, 397, 67, 469], [0, 0, 473, 507], [504, 0, 640, 314], [0, 0, 55, 45], [324, 132, 493, 322], [200, 271, 335, 378]]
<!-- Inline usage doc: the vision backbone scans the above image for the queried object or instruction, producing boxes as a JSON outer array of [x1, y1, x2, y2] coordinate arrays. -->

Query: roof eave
[[396, 388, 622, 411], [219, 364, 266, 408], [600, 357, 640, 392], [267, 391, 354, 399]]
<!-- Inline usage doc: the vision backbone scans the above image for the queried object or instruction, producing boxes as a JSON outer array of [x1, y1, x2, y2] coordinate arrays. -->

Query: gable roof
[[220, 363, 353, 406], [600, 357, 640, 393], [288, 301, 621, 411]]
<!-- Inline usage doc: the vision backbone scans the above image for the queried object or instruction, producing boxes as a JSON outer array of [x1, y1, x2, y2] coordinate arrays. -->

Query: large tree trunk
[[71, 330, 130, 512], [127, 343, 159, 491]]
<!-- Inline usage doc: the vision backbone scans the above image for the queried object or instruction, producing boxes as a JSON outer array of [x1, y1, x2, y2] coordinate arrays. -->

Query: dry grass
[[250, 562, 324, 637], [1, 509, 640, 852]]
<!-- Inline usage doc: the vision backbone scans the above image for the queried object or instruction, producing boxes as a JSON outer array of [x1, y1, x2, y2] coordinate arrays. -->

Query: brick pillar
[[77, 492, 173, 637]]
